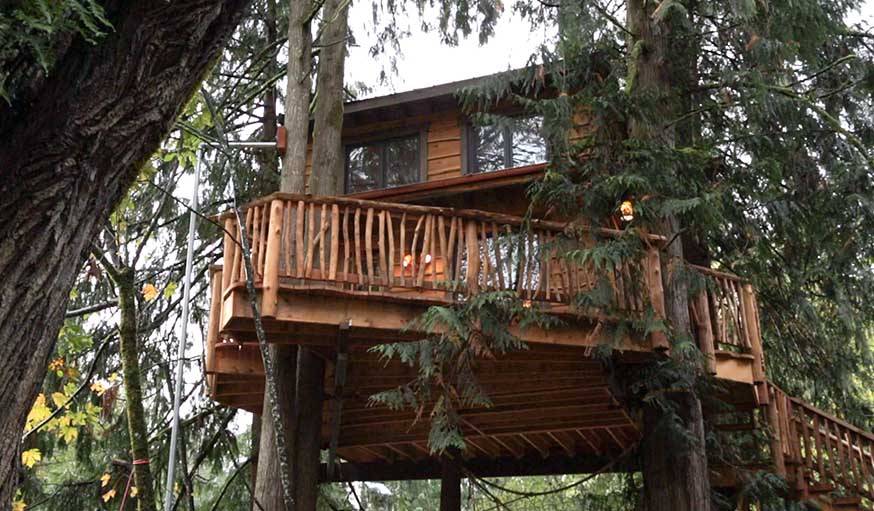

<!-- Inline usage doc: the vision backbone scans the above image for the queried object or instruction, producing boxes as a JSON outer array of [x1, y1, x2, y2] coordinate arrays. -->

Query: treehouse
[[204, 74, 874, 510]]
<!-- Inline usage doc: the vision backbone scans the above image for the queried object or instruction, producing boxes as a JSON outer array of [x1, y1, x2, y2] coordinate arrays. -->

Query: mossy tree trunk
[[115, 267, 157, 511], [626, 1, 711, 510]]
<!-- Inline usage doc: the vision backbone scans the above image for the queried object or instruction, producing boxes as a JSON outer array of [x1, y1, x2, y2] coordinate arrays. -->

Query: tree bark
[[254, 346, 299, 511], [116, 268, 157, 511], [626, 1, 711, 510], [308, 0, 350, 196], [0, 2, 249, 506], [292, 349, 324, 510], [254, 2, 315, 508], [279, 0, 314, 193]]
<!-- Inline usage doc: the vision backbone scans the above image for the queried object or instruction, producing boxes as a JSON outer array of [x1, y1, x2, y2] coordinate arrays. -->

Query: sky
[[344, 1, 874, 100]]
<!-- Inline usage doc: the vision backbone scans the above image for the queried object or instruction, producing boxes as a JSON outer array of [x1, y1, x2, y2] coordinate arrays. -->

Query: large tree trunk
[[253, 1, 315, 508], [116, 268, 157, 511], [0, 2, 250, 507], [253, 346, 299, 511], [625, 1, 711, 510], [308, 0, 350, 196]]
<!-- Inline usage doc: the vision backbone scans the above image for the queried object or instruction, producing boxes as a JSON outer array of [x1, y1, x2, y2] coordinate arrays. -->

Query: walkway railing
[[769, 384, 874, 503]]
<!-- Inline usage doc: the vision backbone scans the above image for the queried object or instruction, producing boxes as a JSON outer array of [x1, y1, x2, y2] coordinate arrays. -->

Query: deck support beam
[[294, 347, 325, 510], [440, 454, 461, 511], [326, 321, 351, 479]]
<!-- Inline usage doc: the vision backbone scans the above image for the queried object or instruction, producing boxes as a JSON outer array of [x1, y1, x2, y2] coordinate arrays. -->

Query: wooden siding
[[302, 103, 594, 195]]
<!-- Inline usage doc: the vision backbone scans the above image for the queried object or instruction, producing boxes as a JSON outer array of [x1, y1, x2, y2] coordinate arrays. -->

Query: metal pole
[[163, 146, 202, 511], [161, 139, 275, 509]]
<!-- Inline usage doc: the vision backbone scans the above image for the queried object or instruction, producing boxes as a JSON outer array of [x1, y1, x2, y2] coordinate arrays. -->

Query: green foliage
[[0, 0, 111, 101]]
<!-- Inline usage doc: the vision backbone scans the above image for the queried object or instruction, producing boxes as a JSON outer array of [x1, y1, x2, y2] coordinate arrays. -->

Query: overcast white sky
[[345, 1, 874, 100]]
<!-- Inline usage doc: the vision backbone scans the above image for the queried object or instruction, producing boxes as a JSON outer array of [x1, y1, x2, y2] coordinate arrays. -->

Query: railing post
[[205, 267, 223, 397], [644, 246, 670, 351], [766, 384, 788, 479], [222, 217, 236, 293], [262, 199, 285, 318], [692, 289, 717, 375], [465, 220, 479, 294], [742, 283, 768, 404]]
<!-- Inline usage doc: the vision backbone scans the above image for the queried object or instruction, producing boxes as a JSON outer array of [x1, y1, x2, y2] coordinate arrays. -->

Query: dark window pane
[[472, 123, 506, 174], [385, 136, 419, 188], [347, 145, 381, 193], [511, 116, 547, 167]]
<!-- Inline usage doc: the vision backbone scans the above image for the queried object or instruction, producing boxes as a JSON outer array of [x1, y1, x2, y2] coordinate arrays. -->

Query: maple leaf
[[12, 499, 26, 511], [100, 473, 111, 487], [50, 392, 67, 408], [130, 486, 138, 497], [25, 394, 51, 429], [21, 449, 41, 468], [141, 283, 159, 301]]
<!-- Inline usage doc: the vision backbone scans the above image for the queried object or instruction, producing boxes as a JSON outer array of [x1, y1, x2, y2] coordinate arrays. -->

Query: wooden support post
[[222, 217, 236, 292], [693, 290, 717, 374], [205, 267, 223, 395], [742, 284, 766, 382], [262, 199, 284, 318], [644, 246, 670, 351], [440, 454, 462, 511], [326, 321, 351, 479], [294, 346, 326, 511], [465, 220, 480, 294], [766, 385, 787, 479]]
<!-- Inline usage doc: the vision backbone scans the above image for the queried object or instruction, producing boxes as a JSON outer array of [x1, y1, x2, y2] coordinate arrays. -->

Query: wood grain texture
[[0, 1, 251, 503]]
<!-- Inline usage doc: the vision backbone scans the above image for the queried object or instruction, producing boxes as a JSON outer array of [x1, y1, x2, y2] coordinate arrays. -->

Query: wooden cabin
[[205, 74, 874, 509]]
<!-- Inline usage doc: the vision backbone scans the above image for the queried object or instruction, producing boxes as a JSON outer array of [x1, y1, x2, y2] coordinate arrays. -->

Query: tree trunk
[[626, 1, 711, 510], [117, 268, 157, 511], [309, 0, 350, 196], [279, 0, 314, 193], [292, 349, 324, 510], [0, 3, 249, 505], [254, 1, 315, 508], [254, 346, 299, 511]]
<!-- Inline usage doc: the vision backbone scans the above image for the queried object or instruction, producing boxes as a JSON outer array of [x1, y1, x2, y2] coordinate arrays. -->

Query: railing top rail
[[214, 192, 667, 243], [770, 383, 874, 443], [687, 263, 747, 284]]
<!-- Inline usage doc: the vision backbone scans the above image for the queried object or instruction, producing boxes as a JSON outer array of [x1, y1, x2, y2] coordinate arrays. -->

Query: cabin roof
[[344, 73, 494, 114]]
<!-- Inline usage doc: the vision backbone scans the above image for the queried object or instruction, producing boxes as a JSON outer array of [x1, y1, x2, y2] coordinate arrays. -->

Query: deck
[[203, 193, 873, 508]]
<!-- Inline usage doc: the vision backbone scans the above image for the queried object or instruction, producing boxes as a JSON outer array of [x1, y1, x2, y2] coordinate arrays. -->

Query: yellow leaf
[[142, 283, 159, 301], [108, 372, 119, 383], [60, 425, 78, 443], [48, 358, 64, 372], [50, 392, 67, 408], [90, 382, 106, 396], [12, 499, 26, 511], [102, 489, 116, 502], [25, 395, 51, 429], [100, 473, 111, 487], [21, 448, 41, 468], [130, 486, 138, 497]]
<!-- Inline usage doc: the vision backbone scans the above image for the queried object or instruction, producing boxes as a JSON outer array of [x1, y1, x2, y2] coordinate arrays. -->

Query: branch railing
[[217, 194, 669, 339], [688, 265, 766, 378], [768, 384, 874, 502], [214, 193, 775, 360]]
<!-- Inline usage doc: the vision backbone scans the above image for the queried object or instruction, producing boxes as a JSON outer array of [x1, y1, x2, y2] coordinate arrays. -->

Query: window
[[346, 135, 422, 193], [466, 115, 547, 174]]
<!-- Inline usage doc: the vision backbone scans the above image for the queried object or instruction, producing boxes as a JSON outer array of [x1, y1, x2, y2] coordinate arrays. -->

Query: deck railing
[[219, 194, 668, 326], [215, 193, 772, 359], [769, 384, 874, 502], [688, 265, 766, 377]]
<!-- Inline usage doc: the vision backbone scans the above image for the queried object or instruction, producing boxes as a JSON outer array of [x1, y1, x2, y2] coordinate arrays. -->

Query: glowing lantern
[[619, 200, 634, 222]]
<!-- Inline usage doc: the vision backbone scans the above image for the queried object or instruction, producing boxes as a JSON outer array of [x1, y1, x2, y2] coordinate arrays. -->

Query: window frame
[[343, 128, 428, 194], [462, 114, 547, 175]]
